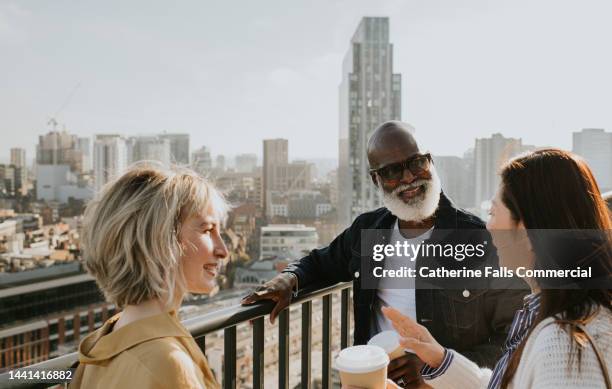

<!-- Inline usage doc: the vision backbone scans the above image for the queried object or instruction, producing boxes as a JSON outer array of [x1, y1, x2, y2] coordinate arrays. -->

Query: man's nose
[[399, 167, 415, 184]]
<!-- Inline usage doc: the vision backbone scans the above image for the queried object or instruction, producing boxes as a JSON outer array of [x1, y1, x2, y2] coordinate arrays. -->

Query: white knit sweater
[[427, 308, 612, 389]]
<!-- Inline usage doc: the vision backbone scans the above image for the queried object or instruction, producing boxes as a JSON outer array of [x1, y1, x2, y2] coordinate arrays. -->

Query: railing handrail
[[0, 281, 352, 389], [185, 281, 351, 337]]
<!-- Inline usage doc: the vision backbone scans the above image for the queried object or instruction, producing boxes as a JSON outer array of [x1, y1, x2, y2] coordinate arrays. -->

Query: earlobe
[[516, 220, 535, 254]]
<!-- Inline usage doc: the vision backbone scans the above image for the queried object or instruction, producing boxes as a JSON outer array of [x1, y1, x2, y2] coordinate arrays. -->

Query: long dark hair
[[499, 148, 612, 388]]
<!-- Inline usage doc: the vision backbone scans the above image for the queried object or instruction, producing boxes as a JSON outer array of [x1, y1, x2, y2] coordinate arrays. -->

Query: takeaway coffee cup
[[334, 345, 390, 389], [367, 330, 412, 360]]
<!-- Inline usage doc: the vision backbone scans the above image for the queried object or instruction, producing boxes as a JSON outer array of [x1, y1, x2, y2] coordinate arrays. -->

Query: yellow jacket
[[70, 311, 218, 389]]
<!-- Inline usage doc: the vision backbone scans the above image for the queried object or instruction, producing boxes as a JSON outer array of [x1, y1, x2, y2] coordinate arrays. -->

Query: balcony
[[0, 282, 353, 389]]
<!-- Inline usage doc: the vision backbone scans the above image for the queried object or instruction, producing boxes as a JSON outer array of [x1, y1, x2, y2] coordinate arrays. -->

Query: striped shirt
[[421, 293, 541, 389]]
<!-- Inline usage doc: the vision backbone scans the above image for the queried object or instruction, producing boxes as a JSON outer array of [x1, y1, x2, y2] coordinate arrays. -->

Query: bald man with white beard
[[243, 121, 526, 388]]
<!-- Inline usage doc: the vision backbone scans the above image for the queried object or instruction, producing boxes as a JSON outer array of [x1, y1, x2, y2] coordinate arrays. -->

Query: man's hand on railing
[[240, 273, 297, 324]]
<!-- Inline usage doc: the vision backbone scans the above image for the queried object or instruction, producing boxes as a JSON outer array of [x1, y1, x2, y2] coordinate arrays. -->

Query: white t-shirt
[[374, 220, 433, 335]]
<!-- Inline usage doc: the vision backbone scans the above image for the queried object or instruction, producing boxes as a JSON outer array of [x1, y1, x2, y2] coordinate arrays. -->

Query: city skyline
[[2, 126, 608, 169], [3, 0, 612, 163], [13, 126, 610, 204], [2, 3, 612, 382]]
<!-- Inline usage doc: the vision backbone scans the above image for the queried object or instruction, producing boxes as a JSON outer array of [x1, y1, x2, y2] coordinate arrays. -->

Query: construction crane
[[47, 82, 81, 132]]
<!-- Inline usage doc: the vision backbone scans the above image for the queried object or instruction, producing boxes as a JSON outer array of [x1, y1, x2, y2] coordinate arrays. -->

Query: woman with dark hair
[[381, 149, 611, 389]]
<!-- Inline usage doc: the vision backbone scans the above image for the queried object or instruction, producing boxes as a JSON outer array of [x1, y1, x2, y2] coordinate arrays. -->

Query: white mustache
[[392, 179, 430, 195]]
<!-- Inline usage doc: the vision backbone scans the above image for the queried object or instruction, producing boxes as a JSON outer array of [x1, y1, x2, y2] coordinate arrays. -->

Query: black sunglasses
[[369, 153, 432, 182]]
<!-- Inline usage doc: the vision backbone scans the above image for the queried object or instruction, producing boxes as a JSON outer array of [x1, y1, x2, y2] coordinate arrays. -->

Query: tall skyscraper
[[474, 133, 523, 210], [572, 128, 612, 192], [160, 133, 190, 164], [10, 148, 26, 168], [93, 135, 128, 192], [192, 146, 213, 176], [263, 139, 289, 212], [338, 17, 402, 225]]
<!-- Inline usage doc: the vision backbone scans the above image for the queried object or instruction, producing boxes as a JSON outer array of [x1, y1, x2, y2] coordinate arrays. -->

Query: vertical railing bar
[[322, 294, 332, 389], [224, 326, 237, 389], [253, 317, 265, 389], [301, 301, 312, 389], [196, 335, 206, 356], [279, 308, 290, 389], [341, 288, 350, 349]]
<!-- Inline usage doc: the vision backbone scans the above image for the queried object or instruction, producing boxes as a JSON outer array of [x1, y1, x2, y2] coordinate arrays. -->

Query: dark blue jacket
[[284, 193, 527, 368]]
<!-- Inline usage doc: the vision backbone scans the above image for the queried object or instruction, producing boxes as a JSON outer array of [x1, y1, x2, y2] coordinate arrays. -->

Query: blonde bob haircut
[[81, 162, 229, 309]]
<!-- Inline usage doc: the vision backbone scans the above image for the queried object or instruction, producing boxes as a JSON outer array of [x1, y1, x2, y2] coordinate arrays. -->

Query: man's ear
[[370, 173, 378, 186]]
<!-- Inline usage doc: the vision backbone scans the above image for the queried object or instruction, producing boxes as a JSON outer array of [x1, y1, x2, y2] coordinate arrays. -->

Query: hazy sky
[[2, 0, 611, 163]]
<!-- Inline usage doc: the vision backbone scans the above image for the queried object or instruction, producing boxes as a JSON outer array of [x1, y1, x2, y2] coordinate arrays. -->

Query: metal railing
[[0, 282, 353, 389]]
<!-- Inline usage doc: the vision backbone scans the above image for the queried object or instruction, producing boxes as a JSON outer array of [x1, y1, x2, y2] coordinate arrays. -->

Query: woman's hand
[[382, 306, 446, 369]]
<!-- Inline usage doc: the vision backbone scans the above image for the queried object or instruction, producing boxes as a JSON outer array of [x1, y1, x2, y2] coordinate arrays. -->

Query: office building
[[192, 146, 213, 176], [215, 170, 262, 206], [93, 135, 128, 192], [0, 274, 115, 372], [235, 153, 258, 173], [215, 155, 226, 173], [76, 137, 91, 173], [572, 128, 612, 192], [0, 165, 18, 197], [160, 133, 190, 165], [262, 140, 313, 217], [474, 133, 523, 210], [260, 224, 318, 260], [263, 139, 289, 211], [129, 135, 171, 166], [267, 190, 332, 220], [8, 149, 27, 196], [338, 17, 402, 225], [10, 148, 26, 169], [35, 165, 91, 203], [433, 156, 474, 209], [36, 131, 82, 173]]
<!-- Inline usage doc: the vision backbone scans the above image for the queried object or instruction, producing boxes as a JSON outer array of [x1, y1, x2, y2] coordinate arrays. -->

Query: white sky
[[2, 0, 611, 163]]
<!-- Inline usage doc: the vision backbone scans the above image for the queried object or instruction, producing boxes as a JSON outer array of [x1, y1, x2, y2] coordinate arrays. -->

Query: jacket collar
[[78, 310, 191, 364]]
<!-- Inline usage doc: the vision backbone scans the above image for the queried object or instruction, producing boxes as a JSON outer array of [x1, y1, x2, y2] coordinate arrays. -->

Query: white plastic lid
[[367, 330, 400, 354], [334, 345, 390, 374]]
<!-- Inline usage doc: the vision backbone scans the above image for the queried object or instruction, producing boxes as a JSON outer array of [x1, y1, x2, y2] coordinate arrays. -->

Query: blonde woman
[[70, 164, 228, 388]]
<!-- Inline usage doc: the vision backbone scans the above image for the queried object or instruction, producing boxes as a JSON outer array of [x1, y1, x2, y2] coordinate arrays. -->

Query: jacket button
[[354, 271, 360, 278], [462, 289, 470, 298]]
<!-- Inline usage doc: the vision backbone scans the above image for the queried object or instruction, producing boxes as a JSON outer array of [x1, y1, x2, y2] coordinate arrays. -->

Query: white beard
[[380, 165, 442, 222]]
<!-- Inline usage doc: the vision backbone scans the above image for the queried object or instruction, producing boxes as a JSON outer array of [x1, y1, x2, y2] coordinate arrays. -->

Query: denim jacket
[[284, 193, 527, 368]]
